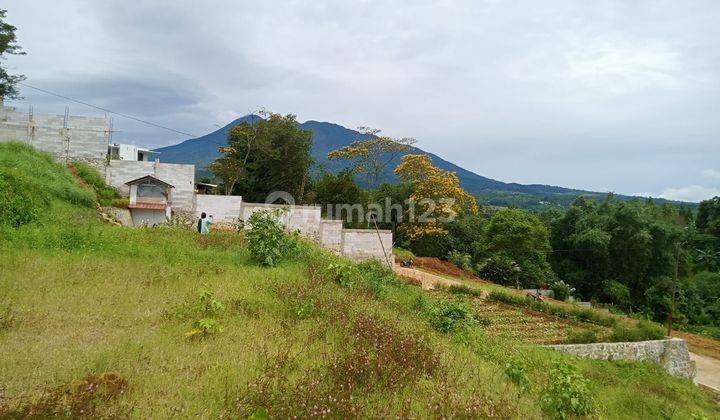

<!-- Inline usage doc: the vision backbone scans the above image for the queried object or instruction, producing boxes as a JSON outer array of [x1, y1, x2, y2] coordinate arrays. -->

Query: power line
[[18, 82, 199, 138]]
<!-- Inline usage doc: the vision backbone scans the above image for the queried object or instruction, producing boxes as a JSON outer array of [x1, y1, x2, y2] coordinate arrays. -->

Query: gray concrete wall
[[319, 220, 343, 253], [341, 229, 394, 265], [106, 160, 195, 211], [545, 338, 696, 380], [130, 208, 168, 227], [195, 194, 243, 223], [240, 202, 322, 239], [0, 105, 109, 168]]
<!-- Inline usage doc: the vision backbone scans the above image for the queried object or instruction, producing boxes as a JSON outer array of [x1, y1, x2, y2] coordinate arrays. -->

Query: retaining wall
[[195, 194, 243, 223], [106, 160, 195, 211], [319, 220, 343, 253], [0, 105, 108, 168], [342, 229, 394, 265], [545, 338, 696, 380]]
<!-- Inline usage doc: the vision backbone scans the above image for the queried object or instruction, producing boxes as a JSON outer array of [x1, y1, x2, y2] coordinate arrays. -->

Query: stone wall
[[545, 338, 696, 380], [342, 229, 394, 265], [240, 203, 322, 239], [195, 194, 243, 223], [319, 220, 343, 253], [0, 105, 109, 168], [106, 160, 195, 211]]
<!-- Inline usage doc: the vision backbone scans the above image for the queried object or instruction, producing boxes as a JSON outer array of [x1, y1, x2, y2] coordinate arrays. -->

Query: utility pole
[[667, 243, 681, 337]]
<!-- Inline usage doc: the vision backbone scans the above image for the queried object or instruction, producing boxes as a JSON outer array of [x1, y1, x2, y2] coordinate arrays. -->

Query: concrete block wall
[[545, 338, 696, 380], [240, 203, 322, 238], [319, 220, 343, 253], [341, 229, 394, 265], [0, 105, 108, 168], [195, 194, 243, 222], [106, 160, 195, 211]]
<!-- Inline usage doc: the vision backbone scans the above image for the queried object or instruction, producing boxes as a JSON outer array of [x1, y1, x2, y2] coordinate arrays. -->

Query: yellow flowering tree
[[394, 154, 478, 240], [327, 127, 416, 188]]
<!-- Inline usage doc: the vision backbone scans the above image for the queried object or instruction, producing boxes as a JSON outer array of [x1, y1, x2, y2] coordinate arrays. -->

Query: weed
[[0, 372, 129, 418], [246, 209, 295, 267], [0, 301, 14, 332], [541, 362, 596, 419], [447, 284, 483, 297], [324, 261, 360, 288], [565, 329, 598, 344], [609, 320, 665, 342], [504, 359, 531, 392], [425, 299, 477, 334]]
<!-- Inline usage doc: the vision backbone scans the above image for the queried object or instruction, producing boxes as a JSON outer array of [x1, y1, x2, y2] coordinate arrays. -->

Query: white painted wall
[[195, 194, 243, 222], [341, 229, 394, 264], [106, 160, 195, 211]]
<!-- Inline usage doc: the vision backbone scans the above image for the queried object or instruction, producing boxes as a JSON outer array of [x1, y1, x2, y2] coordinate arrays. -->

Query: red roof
[[128, 202, 167, 210]]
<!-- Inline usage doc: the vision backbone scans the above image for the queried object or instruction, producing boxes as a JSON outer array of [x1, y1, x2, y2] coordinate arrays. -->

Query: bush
[[565, 329, 598, 344], [246, 209, 295, 267], [356, 259, 400, 296], [551, 280, 574, 302], [324, 261, 361, 288], [609, 320, 665, 342], [541, 363, 595, 419], [425, 299, 476, 334], [447, 284, 483, 297], [447, 250, 473, 272], [476, 255, 521, 287]]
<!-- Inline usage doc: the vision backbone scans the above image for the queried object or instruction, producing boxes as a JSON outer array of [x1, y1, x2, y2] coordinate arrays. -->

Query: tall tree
[[0, 9, 25, 100], [207, 112, 312, 202], [327, 127, 416, 188], [394, 153, 478, 240]]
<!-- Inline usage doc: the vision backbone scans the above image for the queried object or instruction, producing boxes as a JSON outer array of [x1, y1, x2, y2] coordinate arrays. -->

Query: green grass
[[0, 143, 718, 418]]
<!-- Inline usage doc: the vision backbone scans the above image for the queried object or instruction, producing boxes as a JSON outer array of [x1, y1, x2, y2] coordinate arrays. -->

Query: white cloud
[[702, 169, 720, 180], [658, 185, 720, 202]]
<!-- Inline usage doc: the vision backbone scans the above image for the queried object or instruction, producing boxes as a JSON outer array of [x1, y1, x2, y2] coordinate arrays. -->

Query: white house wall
[[195, 194, 243, 223]]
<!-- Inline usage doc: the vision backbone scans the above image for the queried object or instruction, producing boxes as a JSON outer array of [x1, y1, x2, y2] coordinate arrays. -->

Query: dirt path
[[393, 265, 464, 290], [690, 352, 720, 393]]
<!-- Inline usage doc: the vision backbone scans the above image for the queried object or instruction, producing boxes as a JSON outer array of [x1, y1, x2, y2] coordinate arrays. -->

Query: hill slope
[[155, 117, 655, 208], [1, 142, 718, 417]]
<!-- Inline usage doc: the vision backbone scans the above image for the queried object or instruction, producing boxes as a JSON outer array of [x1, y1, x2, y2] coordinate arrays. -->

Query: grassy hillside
[[0, 142, 718, 418]]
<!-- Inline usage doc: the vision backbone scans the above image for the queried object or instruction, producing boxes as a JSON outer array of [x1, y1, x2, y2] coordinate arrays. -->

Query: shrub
[[551, 280, 574, 302], [447, 250, 473, 272], [356, 259, 400, 296], [425, 299, 476, 334], [504, 359, 531, 391], [246, 209, 294, 267], [324, 261, 360, 288], [609, 320, 665, 342], [565, 329, 598, 344], [476, 255, 521, 287], [541, 363, 595, 419]]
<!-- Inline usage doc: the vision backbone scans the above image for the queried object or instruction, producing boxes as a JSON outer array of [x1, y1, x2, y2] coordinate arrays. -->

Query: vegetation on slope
[[0, 143, 718, 418]]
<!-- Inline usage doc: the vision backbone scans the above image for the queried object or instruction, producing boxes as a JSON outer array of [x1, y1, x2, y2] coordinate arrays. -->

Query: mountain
[[154, 116, 662, 209]]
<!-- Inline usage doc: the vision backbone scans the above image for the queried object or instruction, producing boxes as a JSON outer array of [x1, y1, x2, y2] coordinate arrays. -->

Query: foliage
[[551, 280, 574, 302], [110, 197, 129, 208], [482, 208, 554, 288], [476, 254, 522, 287], [609, 320, 665, 342], [504, 359, 531, 392], [447, 250, 473, 272], [0, 9, 25, 100], [565, 329, 598, 344], [72, 161, 119, 206], [245, 209, 295, 267], [424, 299, 476, 334], [447, 284, 483, 297], [394, 154, 478, 240], [327, 127, 416, 188], [324, 261, 361, 288], [311, 168, 368, 225], [207, 111, 312, 201], [541, 363, 596, 419]]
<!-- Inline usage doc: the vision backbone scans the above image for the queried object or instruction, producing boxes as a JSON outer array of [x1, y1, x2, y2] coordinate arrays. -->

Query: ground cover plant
[[1, 143, 718, 418]]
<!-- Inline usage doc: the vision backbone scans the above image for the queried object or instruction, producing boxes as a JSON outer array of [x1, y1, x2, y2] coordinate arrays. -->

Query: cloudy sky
[[4, 0, 719, 201]]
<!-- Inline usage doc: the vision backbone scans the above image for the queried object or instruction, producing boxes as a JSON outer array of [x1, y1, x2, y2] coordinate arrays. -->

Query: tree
[[327, 127, 416, 188], [0, 9, 25, 100], [207, 112, 312, 202], [482, 208, 554, 287], [312, 168, 368, 225], [394, 154, 478, 241]]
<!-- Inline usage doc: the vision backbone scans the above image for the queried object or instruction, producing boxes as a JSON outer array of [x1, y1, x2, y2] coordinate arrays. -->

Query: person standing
[[200, 213, 214, 235], [198, 212, 206, 233]]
